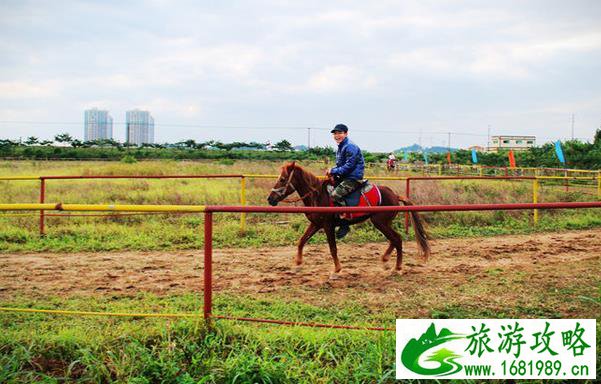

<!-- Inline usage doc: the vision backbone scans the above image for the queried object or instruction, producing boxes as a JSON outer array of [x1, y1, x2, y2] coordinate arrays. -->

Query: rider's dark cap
[[330, 124, 348, 133]]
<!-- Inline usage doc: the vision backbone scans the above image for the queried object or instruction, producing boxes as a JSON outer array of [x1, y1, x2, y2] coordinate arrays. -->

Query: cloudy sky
[[1, 0, 600, 151]]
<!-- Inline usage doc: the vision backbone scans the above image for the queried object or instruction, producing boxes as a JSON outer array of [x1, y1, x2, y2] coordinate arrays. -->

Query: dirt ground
[[1, 229, 599, 317]]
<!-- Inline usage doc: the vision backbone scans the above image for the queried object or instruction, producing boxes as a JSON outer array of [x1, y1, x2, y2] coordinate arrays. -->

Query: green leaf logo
[[401, 323, 464, 376]]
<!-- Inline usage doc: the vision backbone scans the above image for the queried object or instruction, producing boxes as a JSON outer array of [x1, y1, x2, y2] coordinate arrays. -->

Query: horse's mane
[[282, 162, 323, 189]]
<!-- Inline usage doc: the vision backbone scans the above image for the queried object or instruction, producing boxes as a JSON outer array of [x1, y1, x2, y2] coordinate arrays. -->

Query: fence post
[[533, 179, 539, 224], [597, 171, 601, 200], [240, 176, 246, 233], [479, 166, 483, 177], [39, 178, 45, 236], [204, 211, 213, 321], [438, 164, 442, 176], [405, 178, 411, 234]]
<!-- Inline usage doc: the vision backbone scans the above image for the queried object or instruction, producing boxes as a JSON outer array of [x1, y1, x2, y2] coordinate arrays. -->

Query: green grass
[[1, 160, 600, 253], [1, 160, 600, 382], [0, 294, 395, 383], [1, 294, 598, 383]]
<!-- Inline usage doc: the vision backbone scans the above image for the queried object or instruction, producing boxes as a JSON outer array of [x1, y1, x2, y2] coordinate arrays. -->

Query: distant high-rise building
[[84, 108, 113, 141], [126, 109, 154, 145]]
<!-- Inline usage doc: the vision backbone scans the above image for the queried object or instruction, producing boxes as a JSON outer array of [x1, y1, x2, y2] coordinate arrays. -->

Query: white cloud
[[144, 98, 203, 118], [0, 80, 61, 99], [293, 4, 513, 32], [386, 28, 601, 80], [531, 96, 601, 114], [149, 43, 266, 82], [306, 65, 377, 93], [1, 1, 601, 147]]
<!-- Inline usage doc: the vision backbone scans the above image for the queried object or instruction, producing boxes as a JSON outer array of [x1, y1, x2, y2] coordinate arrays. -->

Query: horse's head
[[267, 162, 298, 206]]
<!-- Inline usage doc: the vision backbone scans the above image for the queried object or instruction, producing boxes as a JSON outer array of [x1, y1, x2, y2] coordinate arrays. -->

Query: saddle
[[327, 180, 382, 219]]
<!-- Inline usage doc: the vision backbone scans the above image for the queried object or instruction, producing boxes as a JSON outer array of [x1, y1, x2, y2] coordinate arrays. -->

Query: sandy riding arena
[[2, 229, 599, 318]]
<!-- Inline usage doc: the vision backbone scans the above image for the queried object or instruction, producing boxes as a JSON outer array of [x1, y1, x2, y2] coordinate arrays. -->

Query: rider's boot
[[336, 219, 351, 239], [332, 192, 351, 239], [334, 205, 351, 239]]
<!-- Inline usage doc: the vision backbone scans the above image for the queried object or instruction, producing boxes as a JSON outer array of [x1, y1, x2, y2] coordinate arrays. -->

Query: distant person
[[387, 152, 396, 171], [325, 124, 365, 239]]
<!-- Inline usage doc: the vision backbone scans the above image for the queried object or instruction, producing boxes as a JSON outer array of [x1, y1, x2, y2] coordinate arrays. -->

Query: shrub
[[121, 155, 138, 164]]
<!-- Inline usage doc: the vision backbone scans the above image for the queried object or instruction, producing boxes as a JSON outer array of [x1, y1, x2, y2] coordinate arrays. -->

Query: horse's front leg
[[296, 222, 320, 266], [382, 242, 394, 265], [323, 222, 341, 273]]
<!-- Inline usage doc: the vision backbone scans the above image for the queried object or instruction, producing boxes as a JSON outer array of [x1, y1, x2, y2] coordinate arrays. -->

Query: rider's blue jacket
[[330, 137, 365, 180]]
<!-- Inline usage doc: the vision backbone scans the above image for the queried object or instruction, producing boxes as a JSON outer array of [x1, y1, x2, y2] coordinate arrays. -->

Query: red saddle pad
[[334, 184, 382, 220]]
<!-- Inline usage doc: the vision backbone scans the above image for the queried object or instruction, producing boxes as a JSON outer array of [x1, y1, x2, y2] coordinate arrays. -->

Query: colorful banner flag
[[471, 149, 478, 163], [423, 151, 429, 165], [554, 140, 566, 164], [446, 152, 452, 165], [508, 150, 516, 168]]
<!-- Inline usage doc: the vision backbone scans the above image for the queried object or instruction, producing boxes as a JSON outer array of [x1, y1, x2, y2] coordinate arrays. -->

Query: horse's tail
[[399, 196, 431, 261]]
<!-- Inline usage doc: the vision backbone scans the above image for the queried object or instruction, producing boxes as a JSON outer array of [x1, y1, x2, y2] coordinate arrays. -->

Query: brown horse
[[267, 162, 430, 274]]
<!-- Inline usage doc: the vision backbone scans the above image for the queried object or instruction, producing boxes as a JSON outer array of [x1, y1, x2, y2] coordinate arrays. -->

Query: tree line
[[4, 134, 297, 151], [0, 133, 335, 161], [422, 129, 601, 170], [1, 130, 600, 169]]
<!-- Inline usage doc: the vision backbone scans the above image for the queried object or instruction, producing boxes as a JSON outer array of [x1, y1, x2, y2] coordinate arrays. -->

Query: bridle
[[271, 168, 320, 204], [270, 168, 296, 199]]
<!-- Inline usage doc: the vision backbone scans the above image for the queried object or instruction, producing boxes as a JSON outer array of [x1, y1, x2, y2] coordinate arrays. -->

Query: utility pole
[[487, 124, 491, 151], [307, 127, 311, 149], [447, 132, 451, 151], [571, 113, 575, 140]]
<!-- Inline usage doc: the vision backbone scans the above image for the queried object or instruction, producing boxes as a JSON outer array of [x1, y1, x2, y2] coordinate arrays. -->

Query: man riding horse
[[325, 123, 365, 239], [387, 152, 396, 171]]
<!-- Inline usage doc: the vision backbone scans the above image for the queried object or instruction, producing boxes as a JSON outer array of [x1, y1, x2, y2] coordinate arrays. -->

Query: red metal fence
[[200, 201, 601, 329], [8, 173, 598, 235], [1, 201, 601, 330]]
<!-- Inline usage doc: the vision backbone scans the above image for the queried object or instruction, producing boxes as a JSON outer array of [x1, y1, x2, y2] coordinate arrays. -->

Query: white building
[[126, 109, 154, 145], [488, 135, 536, 152], [84, 109, 113, 141]]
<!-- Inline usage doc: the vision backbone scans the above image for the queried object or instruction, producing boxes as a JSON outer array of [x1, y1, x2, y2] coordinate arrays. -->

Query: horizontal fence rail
[[2, 201, 601, 213], [1, 201, 601, 331], [1, 171, 600, 234]]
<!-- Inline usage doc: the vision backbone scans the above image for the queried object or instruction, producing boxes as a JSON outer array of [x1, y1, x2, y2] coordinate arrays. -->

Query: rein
[[271, 168, 320, 204], [282, 187, 319, 204]]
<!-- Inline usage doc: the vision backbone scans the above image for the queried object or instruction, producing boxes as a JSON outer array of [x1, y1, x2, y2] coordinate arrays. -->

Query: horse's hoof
[[328, 272, 342, 281], [291, 265, 303, 273], [382, 262, 391, 270]]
